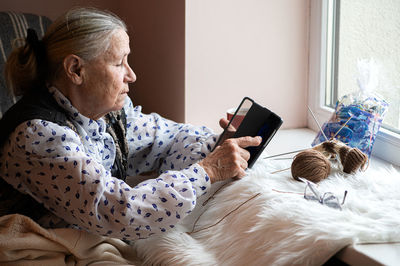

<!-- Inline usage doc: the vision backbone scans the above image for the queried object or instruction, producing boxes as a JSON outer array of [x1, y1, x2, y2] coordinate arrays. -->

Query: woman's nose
[[125, 64, 136, 83]]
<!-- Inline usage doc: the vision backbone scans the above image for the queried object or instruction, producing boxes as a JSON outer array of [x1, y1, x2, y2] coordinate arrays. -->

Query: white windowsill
[[263, 127, 400, 265]]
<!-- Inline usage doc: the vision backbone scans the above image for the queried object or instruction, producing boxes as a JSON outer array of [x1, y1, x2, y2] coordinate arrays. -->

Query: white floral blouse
[[0, 87, 217, 241]]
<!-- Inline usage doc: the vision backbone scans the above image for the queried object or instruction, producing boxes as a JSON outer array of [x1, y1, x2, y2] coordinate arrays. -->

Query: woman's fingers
[[235, 136, 262, 148], [199, 136, 262, 183], [219, 118, 236, 131], [217, 118, 237, 145], [219, 118, 230, 129]]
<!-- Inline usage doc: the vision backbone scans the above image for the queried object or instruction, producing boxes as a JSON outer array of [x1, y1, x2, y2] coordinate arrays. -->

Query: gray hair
[[5, 7, 127, 95]]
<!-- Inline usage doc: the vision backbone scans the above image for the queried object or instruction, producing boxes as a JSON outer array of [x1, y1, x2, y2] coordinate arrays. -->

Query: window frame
[[308, 0, 400, 166]]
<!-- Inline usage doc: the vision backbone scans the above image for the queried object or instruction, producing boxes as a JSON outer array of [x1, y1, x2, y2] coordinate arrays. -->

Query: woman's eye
[[116, 56, 128, 67]]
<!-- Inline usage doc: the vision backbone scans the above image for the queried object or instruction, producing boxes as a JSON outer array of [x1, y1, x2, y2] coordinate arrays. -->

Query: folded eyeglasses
[[298, 177, 348, 210]]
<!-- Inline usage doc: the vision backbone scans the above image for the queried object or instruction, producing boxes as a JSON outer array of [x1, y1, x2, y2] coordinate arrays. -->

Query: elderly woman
[[0, 8, 260, 241]]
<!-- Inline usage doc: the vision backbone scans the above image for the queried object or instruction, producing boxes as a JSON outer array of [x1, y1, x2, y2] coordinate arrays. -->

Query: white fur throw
[[133, 159, 400, 265]]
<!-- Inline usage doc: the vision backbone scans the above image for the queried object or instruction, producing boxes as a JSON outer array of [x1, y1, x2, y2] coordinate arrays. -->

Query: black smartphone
[[214, 97, 283, 168]]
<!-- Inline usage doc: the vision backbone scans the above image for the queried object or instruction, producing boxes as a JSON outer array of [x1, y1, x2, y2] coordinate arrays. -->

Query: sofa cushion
[[0, 11, 52, 119]]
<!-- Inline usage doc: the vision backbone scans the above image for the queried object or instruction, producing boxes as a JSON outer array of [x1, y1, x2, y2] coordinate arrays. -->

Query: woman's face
[[81, 29, 136, 119]]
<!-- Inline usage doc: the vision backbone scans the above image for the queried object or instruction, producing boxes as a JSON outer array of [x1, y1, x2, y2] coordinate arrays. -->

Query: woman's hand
[[217, 118, 236, 145], [199, 136, 262, 183]]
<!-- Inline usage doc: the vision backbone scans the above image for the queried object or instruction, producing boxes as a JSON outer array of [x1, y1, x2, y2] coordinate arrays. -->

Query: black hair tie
[[26, 28, 46, 71]]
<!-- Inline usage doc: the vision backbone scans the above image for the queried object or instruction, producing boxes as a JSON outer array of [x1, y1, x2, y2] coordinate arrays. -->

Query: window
[[309, 0, 400, 165]]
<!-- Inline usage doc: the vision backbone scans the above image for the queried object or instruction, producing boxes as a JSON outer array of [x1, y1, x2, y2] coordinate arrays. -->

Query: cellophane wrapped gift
[[312, 60, 389, 158]]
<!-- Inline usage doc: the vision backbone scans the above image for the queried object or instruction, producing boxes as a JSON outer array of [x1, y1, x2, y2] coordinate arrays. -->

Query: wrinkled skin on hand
[[199, 119, 262, 183]]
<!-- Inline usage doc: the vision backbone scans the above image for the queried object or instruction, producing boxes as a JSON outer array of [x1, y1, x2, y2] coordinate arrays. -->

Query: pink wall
[[1, 1, 309, 129], [186, 0, 309, 132]]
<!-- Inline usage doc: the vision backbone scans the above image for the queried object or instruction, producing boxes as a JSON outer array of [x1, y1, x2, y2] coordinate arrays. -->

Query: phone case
[[215, 97, 283, 168]]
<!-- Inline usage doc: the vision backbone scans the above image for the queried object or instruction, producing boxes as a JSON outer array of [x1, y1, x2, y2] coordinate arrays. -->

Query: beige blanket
[[0, 214, 141, 266]]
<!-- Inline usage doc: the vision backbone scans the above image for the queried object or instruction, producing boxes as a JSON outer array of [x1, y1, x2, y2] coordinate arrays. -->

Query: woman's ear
[[63, 54, 84, 85]]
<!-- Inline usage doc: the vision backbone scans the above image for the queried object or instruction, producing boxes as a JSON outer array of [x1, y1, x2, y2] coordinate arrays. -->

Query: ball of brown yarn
[[342, 148, 368, 174], [291, 149, 331, 183]]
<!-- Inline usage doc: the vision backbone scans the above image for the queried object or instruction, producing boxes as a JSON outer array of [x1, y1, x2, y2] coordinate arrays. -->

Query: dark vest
[[0, 87, 128, 220]]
